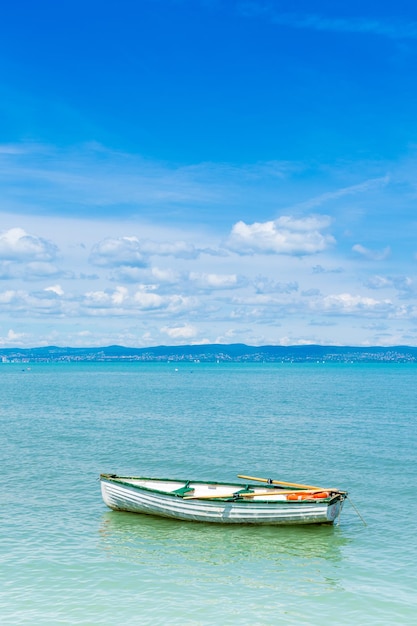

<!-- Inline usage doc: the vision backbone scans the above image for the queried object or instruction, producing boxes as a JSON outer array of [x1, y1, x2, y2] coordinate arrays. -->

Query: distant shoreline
[[1, 344, 417, 363]]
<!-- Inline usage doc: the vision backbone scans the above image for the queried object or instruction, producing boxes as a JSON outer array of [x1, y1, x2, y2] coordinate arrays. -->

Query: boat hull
[[100, 475, 346, 525]]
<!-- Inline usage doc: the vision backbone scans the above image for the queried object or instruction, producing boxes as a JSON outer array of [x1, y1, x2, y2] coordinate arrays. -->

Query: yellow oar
[[183, 493, 238, 500], [237, 474, 334, 491]]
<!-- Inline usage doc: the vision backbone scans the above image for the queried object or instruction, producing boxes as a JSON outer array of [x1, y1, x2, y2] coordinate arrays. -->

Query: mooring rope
[[347, 495, 367, 526]]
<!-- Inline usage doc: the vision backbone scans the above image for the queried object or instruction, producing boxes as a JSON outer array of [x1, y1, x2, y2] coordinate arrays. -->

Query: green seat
[[232, 486, 255, 498], [172, 481, 194, 497]]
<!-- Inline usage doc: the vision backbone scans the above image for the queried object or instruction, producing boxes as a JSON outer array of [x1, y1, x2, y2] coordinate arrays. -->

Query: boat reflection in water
[[98, 508, 349, 567]]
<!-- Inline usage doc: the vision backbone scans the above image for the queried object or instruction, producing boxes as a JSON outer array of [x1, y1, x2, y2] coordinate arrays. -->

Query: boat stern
[[326, 493, 347, 523]]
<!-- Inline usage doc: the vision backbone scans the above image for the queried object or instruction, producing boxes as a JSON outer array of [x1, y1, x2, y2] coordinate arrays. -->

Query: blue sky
[[1, 0, 417, 347]]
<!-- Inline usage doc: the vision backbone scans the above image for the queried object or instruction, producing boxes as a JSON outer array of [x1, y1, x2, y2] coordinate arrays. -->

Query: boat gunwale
[[100, 474, 346, 504]]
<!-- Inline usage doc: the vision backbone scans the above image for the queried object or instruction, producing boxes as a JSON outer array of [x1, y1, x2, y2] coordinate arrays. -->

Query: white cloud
[[0, 227, 58, 262], [227, 215, 335, 255], [0, 328, 26, 346], [0, 289, 20, 305], [352, 244, 391, 261], [108, 265, 182, 285], [189, 272, 244, 290], [161, 324, 198, 340], [318, 293, 394, 315], [151, 266, 180, 283], [80, 286, 198, 317], [0, 288, 66, 316], [45, 284, 64, 296], [89, 236, 208, 271], [364, 275, 392, 289], [111, 286, 129, 305], [89, 236, 147, 268], [83, 290, 111, 306], [133, 291, 164, 310], [1, 142, 417, 347]]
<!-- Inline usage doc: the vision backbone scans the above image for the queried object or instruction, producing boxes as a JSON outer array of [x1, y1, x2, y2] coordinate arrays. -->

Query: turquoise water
[[1, 362, 416, 625]]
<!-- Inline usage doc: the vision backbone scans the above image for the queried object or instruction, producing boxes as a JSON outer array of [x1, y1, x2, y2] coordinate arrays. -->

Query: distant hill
[[1, 344, 417, 363]]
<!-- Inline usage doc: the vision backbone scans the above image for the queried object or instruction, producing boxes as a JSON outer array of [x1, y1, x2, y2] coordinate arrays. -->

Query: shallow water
[[1, 362, 416, 624]]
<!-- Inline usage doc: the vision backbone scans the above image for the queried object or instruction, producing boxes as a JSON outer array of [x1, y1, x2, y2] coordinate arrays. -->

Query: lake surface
[[1, 362, 416, 624]]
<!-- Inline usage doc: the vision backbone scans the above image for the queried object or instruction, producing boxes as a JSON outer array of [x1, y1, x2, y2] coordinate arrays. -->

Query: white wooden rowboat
[[100, 473, 348, 525]]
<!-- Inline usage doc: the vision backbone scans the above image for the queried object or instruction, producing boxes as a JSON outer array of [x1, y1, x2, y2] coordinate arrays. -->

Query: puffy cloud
[[133, 291, 164, 310], [44, 284, 64, 296], [0, 329, 26, 346], [111, 286, 129, 305], [318, 293, 394, 315], [81, 286, 197, 316], [0, 227, 58, 262], [89, 237, 147, 268], [89, 236, 207, 270], [160, 294, 198, 313], [90, 237, 145, 268], [227, 215, 335, 255], [83, 288, 133, 311], [0, 288, 66, 315], [109, 265, 181, 285], [0, 229, 63, 282]]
